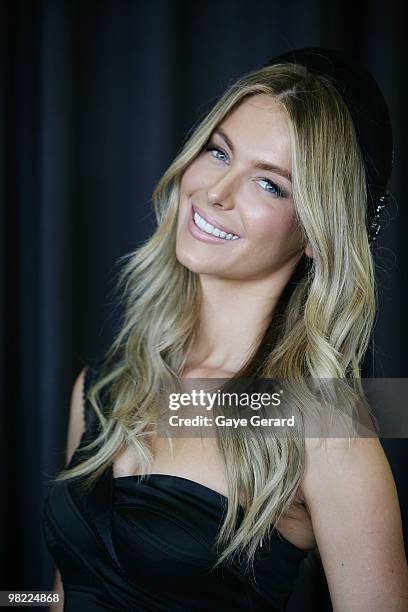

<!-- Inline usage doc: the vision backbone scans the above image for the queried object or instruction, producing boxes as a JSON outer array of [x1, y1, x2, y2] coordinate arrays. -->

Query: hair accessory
[[263, 48, 394, 246], [368, 192, 389, 244]]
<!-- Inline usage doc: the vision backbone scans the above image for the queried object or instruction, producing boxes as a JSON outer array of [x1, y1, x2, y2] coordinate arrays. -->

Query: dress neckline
[[110, 469, 308, 556], [112, 471, 234, 504]]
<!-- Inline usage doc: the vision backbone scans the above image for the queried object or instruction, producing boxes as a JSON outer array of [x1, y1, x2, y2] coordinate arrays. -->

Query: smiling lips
[[191, 206, 240, 241]]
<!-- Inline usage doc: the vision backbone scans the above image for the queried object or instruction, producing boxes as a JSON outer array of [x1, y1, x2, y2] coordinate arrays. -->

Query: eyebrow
[[214, 127, 292, 183]]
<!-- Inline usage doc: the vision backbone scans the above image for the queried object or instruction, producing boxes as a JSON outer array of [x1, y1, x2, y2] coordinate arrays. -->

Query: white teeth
[[193, 211, 239, 240]]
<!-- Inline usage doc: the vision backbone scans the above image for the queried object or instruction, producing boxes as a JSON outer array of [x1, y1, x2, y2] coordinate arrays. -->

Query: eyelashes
[[202, 143, 288, 199], [204, 144, 229, 163]]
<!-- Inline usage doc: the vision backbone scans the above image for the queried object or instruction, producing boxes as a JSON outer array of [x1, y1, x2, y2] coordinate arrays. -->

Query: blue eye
[[258, 178, 286, 199], [202, 141, 287, 199], [204, 144, 229, 164]]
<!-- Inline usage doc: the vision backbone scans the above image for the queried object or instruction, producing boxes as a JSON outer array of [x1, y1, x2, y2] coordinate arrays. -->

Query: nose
[[207, 171, 237, 209]]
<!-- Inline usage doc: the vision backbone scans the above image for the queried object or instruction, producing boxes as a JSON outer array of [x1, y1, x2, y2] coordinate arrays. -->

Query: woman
[[43, 48, 408, 611]]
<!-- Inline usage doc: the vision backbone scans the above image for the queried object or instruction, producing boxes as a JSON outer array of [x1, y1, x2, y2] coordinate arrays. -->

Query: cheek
[[180, 160, 205, 196], [245, 205, 296, 240], [180, 170, 191, 196]]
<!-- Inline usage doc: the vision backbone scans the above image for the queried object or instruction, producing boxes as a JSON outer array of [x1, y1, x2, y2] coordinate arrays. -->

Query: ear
[[304, 241, 314, 259]]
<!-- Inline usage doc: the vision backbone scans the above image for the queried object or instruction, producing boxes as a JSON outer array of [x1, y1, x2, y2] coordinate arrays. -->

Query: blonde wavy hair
[[54, 62, 376, 573]]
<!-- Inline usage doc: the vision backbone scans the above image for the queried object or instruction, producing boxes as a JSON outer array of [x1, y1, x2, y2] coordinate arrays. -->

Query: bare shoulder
[[299, 436, 398, 509], [302, 435, 393, 478], [66, 367, 88, 465], [299, 436, 408, 610]]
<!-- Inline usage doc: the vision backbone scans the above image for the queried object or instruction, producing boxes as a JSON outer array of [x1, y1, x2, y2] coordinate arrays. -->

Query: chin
[[175, 248, 207, 274]]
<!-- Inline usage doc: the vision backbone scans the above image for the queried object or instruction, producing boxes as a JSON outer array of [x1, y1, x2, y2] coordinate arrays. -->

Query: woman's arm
[[49, 368, 88, 612], [301, 436, 408, 611]]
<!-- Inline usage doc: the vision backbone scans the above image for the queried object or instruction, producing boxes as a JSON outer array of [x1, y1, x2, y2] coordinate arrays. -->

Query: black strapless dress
[[43, 366, 307, 611]]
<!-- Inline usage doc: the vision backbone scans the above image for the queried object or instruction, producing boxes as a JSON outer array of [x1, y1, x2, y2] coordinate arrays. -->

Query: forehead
[[217, 94, 291, 166]]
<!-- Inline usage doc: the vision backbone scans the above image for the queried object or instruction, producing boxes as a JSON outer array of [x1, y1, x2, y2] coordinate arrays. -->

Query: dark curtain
[[1, 1, 406, 609]]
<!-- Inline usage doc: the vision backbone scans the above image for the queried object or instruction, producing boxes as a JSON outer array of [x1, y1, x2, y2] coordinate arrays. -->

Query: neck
[[184, 264, 299, 376]]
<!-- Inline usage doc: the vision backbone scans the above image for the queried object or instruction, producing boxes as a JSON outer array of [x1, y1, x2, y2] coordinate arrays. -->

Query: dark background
[[1, 0, 407, 609]]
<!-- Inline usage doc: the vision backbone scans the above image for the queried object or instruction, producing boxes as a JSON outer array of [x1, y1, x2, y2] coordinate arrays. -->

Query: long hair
[[54, 62, 375, 572]]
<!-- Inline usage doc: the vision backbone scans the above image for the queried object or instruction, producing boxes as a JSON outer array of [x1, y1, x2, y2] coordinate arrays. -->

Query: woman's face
[[176, 94, 310, 281]]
